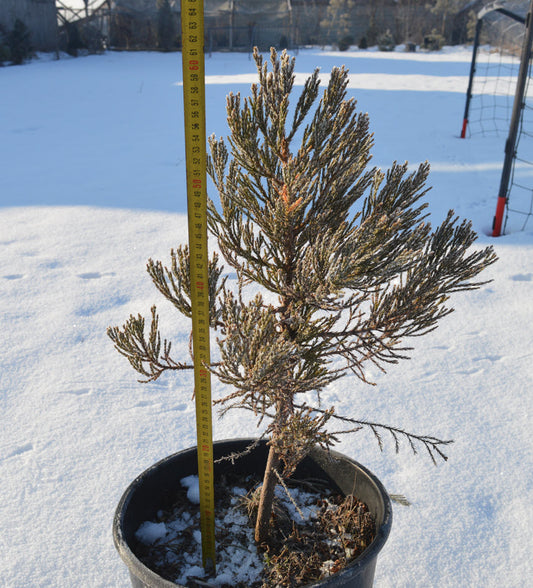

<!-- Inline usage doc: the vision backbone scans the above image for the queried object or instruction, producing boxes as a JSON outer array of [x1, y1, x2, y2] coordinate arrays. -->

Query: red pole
[[460, 118, 468, 139], [492, 195, 507, 237]]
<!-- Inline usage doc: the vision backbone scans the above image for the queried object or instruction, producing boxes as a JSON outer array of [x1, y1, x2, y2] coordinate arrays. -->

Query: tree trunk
[[254, 444, 280, 543]]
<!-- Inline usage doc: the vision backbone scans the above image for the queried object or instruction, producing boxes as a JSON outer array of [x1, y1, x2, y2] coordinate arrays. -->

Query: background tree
[[429, 0, 464, 40], [363, 0, 390, 46], [157, 0, 176, 51], [108, 48, 497, 545], [7, 19, 32, 65], [320, 0, 356, 48], [396, 0, 431, 44], [0, 24, 10, 65], [64, 22, 85, 57]]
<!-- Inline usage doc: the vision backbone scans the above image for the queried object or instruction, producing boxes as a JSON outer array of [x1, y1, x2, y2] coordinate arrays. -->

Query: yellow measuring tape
[[180, 0, 216, 573]]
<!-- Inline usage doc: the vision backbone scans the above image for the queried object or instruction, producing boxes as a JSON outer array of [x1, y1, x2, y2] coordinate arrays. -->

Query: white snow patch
[[181, 475, 201, 504], [135, 521, 168, 545]]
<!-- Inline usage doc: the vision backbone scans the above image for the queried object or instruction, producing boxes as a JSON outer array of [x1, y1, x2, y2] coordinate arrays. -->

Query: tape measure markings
[[181, 0, 216, 573]]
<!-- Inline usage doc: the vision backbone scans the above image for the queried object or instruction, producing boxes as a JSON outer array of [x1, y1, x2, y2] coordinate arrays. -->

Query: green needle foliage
[[108, 48, 497, 544]]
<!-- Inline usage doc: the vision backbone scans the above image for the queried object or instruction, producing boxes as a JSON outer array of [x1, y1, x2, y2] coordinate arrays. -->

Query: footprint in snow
[[4, 443, 34, 461], [457, 367, 483, 376], [473, 355, 502, 364], [3, 274, 24, 280], [62, 388, 92, 396], [134, 400, 156, 408], [161, 403, 190, 414], [40, 260, 62, 269], [75, 295, 129, 317], [132, 402, 188, 412], [11, 126, 42, 134], [511, 273, 532, 282], [78, 271, 116, 280]]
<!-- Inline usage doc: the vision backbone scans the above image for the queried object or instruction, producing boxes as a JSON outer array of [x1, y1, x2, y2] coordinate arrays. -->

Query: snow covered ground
[[1, 46, 532, 587]]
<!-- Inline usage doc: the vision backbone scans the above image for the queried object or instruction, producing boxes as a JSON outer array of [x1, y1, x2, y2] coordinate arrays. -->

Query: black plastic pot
[[113, 438, 392, 588]]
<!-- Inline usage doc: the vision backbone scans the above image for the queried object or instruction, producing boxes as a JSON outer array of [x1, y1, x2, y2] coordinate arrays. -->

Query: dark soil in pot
[[113, 438, 392, 588]]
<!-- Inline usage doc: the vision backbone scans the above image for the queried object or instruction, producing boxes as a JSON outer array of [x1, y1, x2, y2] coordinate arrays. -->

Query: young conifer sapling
[[108, 48, 497, 546]]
